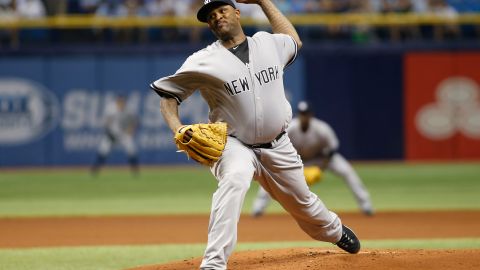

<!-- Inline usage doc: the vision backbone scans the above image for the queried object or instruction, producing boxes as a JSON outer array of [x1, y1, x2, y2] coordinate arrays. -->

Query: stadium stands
[[0, 0, 479, 48]]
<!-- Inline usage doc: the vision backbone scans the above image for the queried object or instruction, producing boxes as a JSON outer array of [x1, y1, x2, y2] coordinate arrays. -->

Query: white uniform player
[[151, 1, 360, 269], [252, 101, 374, 217], [91, 95, 139, 176]]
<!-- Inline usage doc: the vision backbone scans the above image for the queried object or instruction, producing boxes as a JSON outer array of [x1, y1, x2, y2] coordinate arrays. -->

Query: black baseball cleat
[[363, 208, 375, 217], [335, 225, 361, 254]]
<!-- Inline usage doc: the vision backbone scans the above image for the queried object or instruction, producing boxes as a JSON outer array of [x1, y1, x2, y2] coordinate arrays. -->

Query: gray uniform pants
[[325, 154, 372, 212], [252, 153, 373, 215], [200, 135, 342, 270], [98, 133, 136, 156]]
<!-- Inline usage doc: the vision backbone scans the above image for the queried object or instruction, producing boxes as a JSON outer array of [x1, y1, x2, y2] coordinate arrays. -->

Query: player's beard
[[212, 22, 242, 43], [300, 121, 310, 132]]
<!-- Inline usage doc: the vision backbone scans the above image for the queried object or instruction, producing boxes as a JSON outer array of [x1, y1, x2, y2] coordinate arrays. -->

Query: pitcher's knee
[[221, 171, 251, 192]]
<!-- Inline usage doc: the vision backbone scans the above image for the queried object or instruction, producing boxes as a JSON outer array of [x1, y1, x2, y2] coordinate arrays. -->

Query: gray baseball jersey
[[98, 101, 137, 156], [252, 116, 373, 217], [104, 101, 136, 136], [151, 31, 296, 145], [152, 32, 342, 270], [287, 117, 339, 161]]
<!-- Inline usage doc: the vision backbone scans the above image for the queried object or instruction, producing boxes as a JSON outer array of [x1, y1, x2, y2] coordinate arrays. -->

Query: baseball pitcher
[[150, 1, 360, 269]]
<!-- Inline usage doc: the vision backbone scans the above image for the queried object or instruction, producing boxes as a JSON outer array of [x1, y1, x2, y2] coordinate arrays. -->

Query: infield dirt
[[1, 210, 479, 270], [129, 249, 480, 270]]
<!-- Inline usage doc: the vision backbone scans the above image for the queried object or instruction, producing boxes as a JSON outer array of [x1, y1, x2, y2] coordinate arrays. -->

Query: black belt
[[246, 131, 286, 149]]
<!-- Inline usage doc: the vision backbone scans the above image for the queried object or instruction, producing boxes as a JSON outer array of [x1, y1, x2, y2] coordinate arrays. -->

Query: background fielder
[[91, 95, 139, 176], [252, 101, 374, 216]]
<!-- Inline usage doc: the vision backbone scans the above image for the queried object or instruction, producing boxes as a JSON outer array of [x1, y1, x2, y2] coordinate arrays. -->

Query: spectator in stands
[[238, 1, 268, 21], [380, 0, 412, 13], [145, 0, 196, 42], [429, 0, 460, 41], [317, 0, 350, 13], [120, 0, 148, 42], [4, 0, 478, 47], [15, 0, 49, 45], [0, 0, 15, 19], [171, 0, 205, 43], [79, 0, 102, 14], [315, 0, 352, 40], [318, 0, 332, 13], [144, 0, 168, 16], [43, 0, 67, 16], [95, 0, 123, 17], [95, 0, 148, 43], [145, 0, 191, 18], [94, 0, 122, 42], [96, 0, 148, 17], [236, 1, 269, 35], [0, 0, 18, 48], [289, 0, 308, 13], [16, 0, 46, 18], [349, 0, 379, 43], [304, 0, 322, 13], [0, 0, 14, 14], [145, 0, 175, 41], [118, 0, 147, 17], [274, 0, 293, 14], [378, 0, 421, 42], [186, 0, 203, 43], [412, 0, 429, 13]]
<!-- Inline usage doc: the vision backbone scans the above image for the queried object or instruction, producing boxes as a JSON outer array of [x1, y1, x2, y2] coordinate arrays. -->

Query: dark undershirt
[[228, 39, 249, 65]]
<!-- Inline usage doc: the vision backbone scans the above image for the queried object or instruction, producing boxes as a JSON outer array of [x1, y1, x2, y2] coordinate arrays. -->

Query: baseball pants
[[200, 135, 342, 270], [315, 154, 373, 213], [98, 133, 137, 156]]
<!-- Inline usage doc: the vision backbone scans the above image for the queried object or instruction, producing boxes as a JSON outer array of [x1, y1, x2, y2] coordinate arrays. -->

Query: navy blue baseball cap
[[197, 0, 236, 23]]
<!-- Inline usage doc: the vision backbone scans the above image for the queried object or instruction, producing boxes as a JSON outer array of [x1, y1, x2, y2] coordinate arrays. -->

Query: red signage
[[404, 52, 480, 160]]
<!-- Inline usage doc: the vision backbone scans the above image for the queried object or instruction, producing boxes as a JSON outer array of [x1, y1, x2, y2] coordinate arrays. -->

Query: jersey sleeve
[[286, 118, 297, 134], [319, 121, 339, 153], [150, 56, 204, 104], [271, 33, 298, 69], [103, 102, 116, 124]]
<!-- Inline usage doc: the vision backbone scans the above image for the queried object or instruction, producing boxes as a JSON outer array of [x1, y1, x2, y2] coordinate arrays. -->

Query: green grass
[[0, 244, 206, 270], [0, 162, 479, 270], [0, 167, 218, 216], [313, 162, 480, 212], [0, 162, 479, 217], [1, 238, 479, 270]]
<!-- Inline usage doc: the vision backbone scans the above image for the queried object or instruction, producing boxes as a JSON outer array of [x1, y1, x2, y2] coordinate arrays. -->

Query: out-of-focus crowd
[[0, 0, 480, 48], [2, 0, 480, 17]]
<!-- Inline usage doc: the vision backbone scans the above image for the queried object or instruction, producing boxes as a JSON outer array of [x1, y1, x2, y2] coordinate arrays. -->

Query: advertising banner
[[0, 54, 305, 166], [404, 52, 480, 160]]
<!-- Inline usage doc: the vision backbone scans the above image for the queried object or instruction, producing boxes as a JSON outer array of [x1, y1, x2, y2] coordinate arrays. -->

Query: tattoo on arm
[[257, 0, 302, 48]]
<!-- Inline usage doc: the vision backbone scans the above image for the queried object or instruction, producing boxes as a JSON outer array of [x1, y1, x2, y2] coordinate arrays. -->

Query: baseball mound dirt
[[1, 211, 480, 270], [128, 249, 480, 270]]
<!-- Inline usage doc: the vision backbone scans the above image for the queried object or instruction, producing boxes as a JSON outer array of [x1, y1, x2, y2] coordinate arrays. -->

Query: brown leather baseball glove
[[174, 122, 227, 166]]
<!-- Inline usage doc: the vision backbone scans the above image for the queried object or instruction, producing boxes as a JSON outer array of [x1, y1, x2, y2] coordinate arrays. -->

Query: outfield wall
[[0, 44, 479, 166], [303, 45, 480, 160], [0, 47, 305, 166]]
